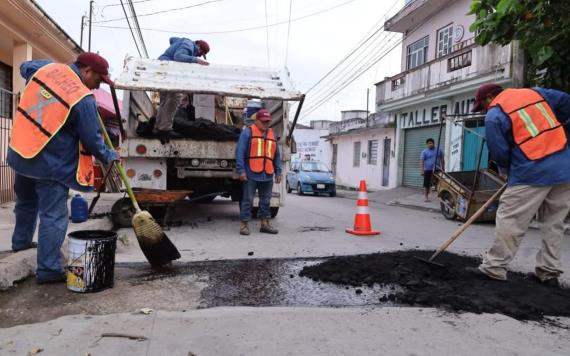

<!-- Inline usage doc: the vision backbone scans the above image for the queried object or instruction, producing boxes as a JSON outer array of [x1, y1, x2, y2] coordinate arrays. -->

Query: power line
[[264, 0, 270, 66], [301, 34, 401, 117], [119, 0, 142, 57], [127, 0, 149, 57], [305, 0, 400, 94], [95, 0, 223, 23], [92, 0, 357, 35], [284, 0, 293, 67]]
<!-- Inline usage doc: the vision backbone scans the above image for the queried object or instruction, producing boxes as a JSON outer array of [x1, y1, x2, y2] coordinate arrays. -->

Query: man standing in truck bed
[[236, 109, 282, 235], [155, 37, 210, 139]]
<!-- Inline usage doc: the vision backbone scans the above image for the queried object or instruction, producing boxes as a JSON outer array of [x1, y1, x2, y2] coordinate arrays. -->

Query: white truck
[[112, 57, 304, 221]]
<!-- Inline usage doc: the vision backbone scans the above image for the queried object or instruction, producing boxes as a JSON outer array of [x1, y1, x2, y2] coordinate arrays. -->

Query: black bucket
[[67, 230, 117, 293]]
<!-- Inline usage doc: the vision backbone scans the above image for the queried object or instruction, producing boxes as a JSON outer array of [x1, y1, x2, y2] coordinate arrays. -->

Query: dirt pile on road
[[300, 250, 570, 321]]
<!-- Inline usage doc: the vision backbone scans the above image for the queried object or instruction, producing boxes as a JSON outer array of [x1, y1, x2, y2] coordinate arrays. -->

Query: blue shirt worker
[[7, 53, 119, 284], [420, 138, 444, 202], [155, 37, 210, 139], [467, 83, 570, 288], [235, 109, 282, 235]]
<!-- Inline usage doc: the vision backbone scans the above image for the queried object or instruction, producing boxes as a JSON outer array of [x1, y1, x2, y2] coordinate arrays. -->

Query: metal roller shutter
[[403, 125, 446, 187]]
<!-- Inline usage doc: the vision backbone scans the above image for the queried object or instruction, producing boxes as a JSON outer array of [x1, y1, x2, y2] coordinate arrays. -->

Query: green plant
[[469, 0, 570, 92]]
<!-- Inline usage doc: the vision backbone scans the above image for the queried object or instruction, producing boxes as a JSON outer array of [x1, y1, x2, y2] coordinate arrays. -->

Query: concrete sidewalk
[[0, 307, 568, 355], [337, 186, 441, 212]]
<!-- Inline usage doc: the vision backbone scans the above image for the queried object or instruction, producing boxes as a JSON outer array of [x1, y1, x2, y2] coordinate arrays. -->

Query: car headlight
[[303, 174, 312, 182]]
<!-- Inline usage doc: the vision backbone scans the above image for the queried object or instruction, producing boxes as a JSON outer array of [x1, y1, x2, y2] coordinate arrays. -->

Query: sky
[[35, 0, 404, 124]]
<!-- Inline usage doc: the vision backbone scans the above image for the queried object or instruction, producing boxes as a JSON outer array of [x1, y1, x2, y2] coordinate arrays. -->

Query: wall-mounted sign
[[398, 105, 448, 129]]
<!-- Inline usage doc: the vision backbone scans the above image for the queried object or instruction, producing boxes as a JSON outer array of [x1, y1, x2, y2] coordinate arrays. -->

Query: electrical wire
[[92, 0, 357, 35], [95, 0, 223, 23], [264, 0, 270, 66], [119, 0, 142, 57], [127, 0, 149, 57], [284, 0, 293, 67]]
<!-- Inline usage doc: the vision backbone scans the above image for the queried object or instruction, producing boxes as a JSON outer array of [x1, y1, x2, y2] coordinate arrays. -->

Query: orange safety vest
[[9, 63, 95, 187], [248, 125, 277, 175], [490, 88, 568, 161]]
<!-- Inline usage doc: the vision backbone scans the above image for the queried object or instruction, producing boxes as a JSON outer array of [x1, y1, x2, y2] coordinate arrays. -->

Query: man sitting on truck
[[236, 109, 282, 235], [155, 37, 210, 140]]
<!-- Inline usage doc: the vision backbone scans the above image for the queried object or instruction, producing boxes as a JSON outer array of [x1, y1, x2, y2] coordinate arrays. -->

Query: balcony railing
[[376, 39, 513, 107]]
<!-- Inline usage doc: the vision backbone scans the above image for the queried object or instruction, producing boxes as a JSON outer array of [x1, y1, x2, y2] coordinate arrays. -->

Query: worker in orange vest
[[235, 108, 282, 235], [7, 52, 119, 284], [466, 83, 570, 288]]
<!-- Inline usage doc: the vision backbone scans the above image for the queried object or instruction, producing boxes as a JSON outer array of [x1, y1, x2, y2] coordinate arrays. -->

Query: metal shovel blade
[[413, 255, 446, 268]]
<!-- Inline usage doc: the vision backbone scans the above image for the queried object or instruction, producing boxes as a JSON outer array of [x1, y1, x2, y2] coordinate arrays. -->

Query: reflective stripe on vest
[[9, 63, 95, 187], [248, 125, 277, 175], [490, 88, 568, 161]]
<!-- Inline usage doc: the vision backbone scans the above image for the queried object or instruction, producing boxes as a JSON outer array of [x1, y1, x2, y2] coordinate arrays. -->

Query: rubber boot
[[260, 219, 278, 234], [240, 221, 250, 236]]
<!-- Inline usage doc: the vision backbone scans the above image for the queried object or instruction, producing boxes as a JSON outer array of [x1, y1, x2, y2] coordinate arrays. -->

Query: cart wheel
[[111, 197, 135, 228], [440, 191, 456, 220]]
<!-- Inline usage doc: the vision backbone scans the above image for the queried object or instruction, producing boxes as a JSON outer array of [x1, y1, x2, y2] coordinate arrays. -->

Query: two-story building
[[375, 0, 524, 187]]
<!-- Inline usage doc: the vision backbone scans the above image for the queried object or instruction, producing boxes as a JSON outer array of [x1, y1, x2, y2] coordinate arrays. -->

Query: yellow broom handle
[[97, 115, 141, 212]]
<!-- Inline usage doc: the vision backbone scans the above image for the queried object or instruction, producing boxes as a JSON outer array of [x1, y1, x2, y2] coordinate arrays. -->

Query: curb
[[0, 216, 113, 290]]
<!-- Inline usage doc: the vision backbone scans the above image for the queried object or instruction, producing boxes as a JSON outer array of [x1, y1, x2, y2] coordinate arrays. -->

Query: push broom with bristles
[[98, 97, 180, 267]]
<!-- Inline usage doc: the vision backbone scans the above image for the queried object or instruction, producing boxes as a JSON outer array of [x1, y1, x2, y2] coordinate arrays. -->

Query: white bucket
[[67, 230, 117, 293]]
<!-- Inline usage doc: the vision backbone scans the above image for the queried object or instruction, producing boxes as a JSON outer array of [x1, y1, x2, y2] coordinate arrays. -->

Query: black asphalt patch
[[299, 250, 570, 321]]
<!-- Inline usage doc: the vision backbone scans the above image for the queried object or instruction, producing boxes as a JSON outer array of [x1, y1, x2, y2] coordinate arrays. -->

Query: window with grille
[[368, 140, 378, 165], [353, 141, 361, 167], [437, 24, 454, 57], [406, 36, 429, 70]]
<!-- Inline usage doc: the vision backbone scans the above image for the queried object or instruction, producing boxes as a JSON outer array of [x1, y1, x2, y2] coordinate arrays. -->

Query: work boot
[[260, 219, 278, 234], [526, 273, 560, 288], [240, 221, 250, 236], [12, 241, 37, 252]]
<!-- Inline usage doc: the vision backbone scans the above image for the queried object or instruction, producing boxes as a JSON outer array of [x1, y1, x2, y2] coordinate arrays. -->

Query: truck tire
[[297, 181, 304, 195], [286, 181, 292, 193], [111, 197, 135, 228]]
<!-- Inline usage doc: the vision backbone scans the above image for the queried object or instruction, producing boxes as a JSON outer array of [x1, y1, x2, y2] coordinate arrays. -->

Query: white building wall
[[333, 128, 397, 190], [292, 129, 332, 168], [401, 0, 475, 69]]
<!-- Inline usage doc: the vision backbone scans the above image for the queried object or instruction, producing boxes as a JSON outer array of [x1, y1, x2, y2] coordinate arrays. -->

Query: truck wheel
[[297, 182, 304, 195], [270, 207, 279, 218], [440, 191, 456, 220], [111, 197, 135, 228], [286, 181, 292, 193]]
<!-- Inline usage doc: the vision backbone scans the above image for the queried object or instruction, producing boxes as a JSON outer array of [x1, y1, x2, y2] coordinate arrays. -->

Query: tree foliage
[[469, 0, 570, 92]]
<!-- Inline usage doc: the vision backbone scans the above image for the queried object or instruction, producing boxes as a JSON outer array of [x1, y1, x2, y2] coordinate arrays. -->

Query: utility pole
[[366, 88, 370, 127], [80, 15, 85, 48], [88, 0, 94, 51]]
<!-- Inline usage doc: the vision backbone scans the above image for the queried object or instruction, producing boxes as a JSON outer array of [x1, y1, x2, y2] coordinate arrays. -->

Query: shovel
[[415, 183, 507, 268]]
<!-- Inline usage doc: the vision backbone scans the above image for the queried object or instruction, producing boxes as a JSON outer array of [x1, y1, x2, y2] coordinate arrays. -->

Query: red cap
[[76, 52, 113, 85], [195, 40, 210, 59], [256, 109, 271, 122], [471, 83, 503, 112]]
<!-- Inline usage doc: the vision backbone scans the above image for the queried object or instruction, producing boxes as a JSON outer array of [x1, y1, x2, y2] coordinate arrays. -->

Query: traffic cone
[[346, 180, 380, 236]]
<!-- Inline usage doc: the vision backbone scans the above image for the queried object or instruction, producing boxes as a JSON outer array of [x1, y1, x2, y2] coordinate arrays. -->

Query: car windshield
[[300, 162, 329, 172]]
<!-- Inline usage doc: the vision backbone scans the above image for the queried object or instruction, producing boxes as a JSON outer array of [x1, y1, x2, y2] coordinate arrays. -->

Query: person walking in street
[[7, 52, 120, 284], [468, 83, 570, 287], [235, 108, 282, 235], [155, 37, 210, 139], [420, 138, 444, 202]]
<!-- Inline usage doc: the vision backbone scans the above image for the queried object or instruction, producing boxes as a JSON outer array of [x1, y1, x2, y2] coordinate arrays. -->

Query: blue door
[[462, 127, 489, 170]]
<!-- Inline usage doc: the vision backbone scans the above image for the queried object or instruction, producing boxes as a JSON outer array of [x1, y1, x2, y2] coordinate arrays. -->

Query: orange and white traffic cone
[[346, 180, 380, 236]]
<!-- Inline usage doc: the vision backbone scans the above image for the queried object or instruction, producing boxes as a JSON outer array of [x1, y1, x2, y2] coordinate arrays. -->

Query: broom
[[98, 101, 181, 267]]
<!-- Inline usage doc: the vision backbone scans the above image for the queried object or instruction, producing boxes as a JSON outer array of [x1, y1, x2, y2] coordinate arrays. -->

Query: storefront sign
[[399, 105, 448, 129]]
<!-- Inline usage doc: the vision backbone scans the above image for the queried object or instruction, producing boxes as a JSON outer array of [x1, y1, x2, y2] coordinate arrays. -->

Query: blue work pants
[[240, 179, 273, 221], [11, 174, 69, 280]]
